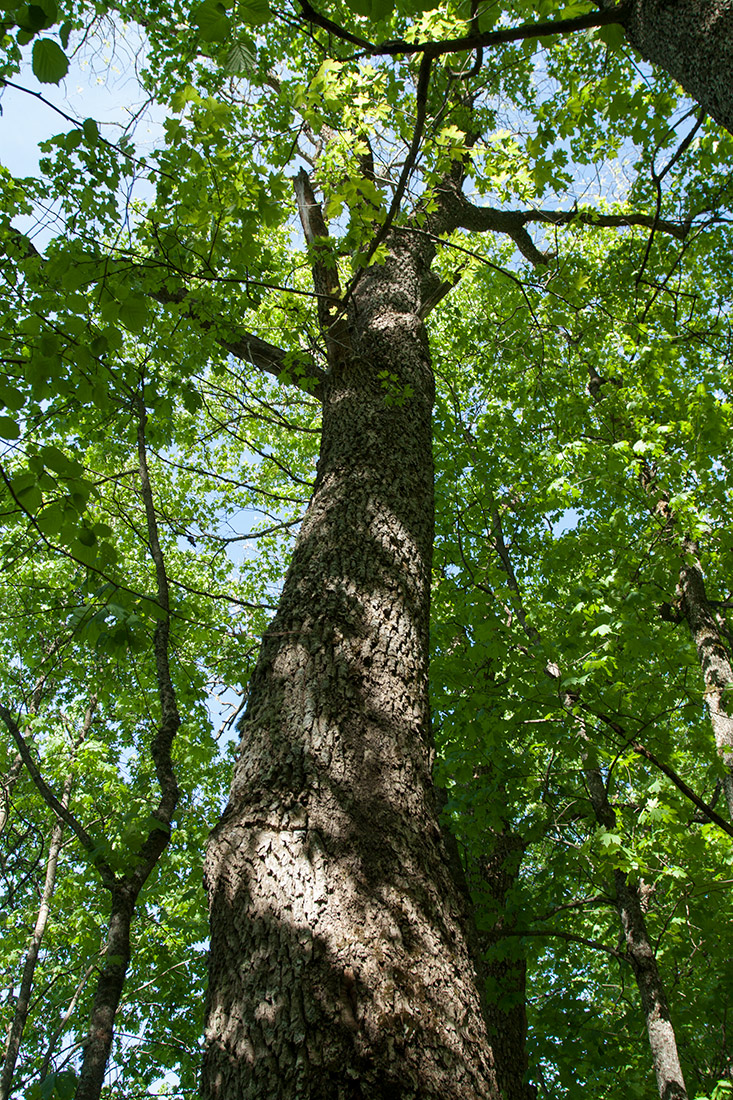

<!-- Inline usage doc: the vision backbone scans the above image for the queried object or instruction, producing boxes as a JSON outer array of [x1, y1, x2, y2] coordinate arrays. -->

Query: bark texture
[[76, 886, 136, 1100], [608, 0, 733, 135], [202, 231, 500, 1100]]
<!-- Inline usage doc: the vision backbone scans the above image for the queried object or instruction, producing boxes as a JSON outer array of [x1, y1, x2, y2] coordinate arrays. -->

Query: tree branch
[[297, 0, 631, 60], [501, 926, 624, 960], [294, 169, 344, 351], [154, 286, 326, 398], [437, 195, 691, 266], [347, 52, 433, 288], [525, 207, 690, 240], [3, 229, 326, 399], [0, 703, 117, 890], [632, 739, 733, 839]]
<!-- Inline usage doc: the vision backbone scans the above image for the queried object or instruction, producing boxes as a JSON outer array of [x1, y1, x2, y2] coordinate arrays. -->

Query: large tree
[[1, 0, 732, 1097]]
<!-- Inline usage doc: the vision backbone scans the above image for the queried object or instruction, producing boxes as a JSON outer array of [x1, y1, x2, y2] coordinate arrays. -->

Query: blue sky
[[1, 25, 166, 230]]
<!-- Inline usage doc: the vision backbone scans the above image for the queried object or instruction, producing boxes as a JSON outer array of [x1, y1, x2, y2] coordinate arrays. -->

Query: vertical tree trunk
[[0, 771, 72, 1100], [202, 233, 500, 1100], [677, 539, 733, 819], [75, 887, 136, 1100], [593, 376, 733, 819], [474, 833, 535, 1100], [583, 763, 688, 1100], [601, 0, 733, 135], [75, 405, 181, 1100]]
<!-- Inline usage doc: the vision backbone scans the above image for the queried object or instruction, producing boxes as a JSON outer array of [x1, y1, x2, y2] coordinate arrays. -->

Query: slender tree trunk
[[602, 0, 733, 135], [487, 498, 689, 1097], [677, 539, 733, 818], [583, 762, 688, 1100], [591, 374, 733, 819], [0, 771, 72, 1100], [202, 232, 500, 1100], [74, 406, 181, 1100], [473, 833, 535, 1100], [0, 753, 22, 839], [75, 886, 136, 1100]]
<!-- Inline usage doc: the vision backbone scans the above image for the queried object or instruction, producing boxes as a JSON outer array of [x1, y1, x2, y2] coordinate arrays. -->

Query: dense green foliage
[[1, 0, 732, 1095]]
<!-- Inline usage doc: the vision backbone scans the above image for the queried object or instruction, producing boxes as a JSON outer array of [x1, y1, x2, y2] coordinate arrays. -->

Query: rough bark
[[677, 540, 733, 819], [201, 230, 500, 1100], [603, 0, 733, 136], [584, 763, 688, 1100]]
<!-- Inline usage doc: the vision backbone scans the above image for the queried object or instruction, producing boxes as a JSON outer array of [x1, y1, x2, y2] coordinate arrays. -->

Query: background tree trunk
[[584, 762, 688, 1100], [474, 832, 535, 1100], [202, 234, 501, 1100], [0, 772, 71, 1100], [677, 540, 733, 818]]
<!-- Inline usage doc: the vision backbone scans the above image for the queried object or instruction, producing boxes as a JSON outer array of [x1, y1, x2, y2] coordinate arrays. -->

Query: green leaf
[[171, 82, 201, 112], [0, 416, 20, 439], [0, 384, 24, 412], [33, 0, 58, 25], [238, 0, 270, 24], [76, 525, 97, 547], [597, 23, 626, 50], [226, 40, 256, 73], [36, 1070, 77, 1100], [82, 117, 99, 145], [118, 295, 149, 333], [191, 0, 231, 41], [36, 504, 65, 535], [38, 444, 81, 475], [17, 483, 42, 513], [344, 0, 393, 17], [31, 38, 69, 83], [344, 0, 393, 18]]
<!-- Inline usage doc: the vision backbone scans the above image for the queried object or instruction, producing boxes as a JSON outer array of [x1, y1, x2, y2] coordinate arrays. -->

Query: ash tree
[[0, 0, 732, 1098]]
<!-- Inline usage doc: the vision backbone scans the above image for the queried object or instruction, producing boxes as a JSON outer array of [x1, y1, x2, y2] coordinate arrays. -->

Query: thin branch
[[438, 197, 691, 266], [632, 740, 733, 840], [0, 78, 177, 182], [346, 51, 433, 293], [40, 962, 97, 1083], [154, 286, 325, 398], [297, 0, 631, 60], [501, 927, 624, 960], [0, 703, 116, 889]]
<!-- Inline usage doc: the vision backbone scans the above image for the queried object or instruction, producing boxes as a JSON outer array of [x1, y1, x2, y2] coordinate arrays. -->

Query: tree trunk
[[677, 540, 733, 819], [584, 763, 688, 1100], [75, 886, 135, 1100], [606, 0, 733, 135], [201, 232, 500, 1100], [74, 409, 181, 1100], [0, 772, 71, 1100], [474, 833, 535, 1100]]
